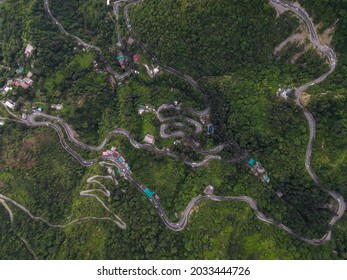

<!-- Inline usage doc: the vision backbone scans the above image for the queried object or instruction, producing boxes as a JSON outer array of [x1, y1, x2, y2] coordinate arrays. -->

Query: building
[[277, 88, 294, 99], [262, 174, 270, 183], [138, 105, 145, 114], [118, 156, 124, 163], [248, 158, 256, 167], [102, 151, 111, 157], [4, 100, 16, 110], [144, 188, 154, 199], [26, 72, 33, 78], [51, 104, 63, 110], [254, 161, 265, 174], [144, 64, 160, 77], [13, 77, 32, 89], [117, 52, 126, 69], [133, 53, 140, 64], [143, 134, 155, 144], [2, 86, 12, 93], [0, 120, 5, 126], [16, 66, 24, 74], [23, 77, 33, 85], [25, 44, 34, 57], [127, 37, 135, 45], [204, 185, 214, 195], [207, 124, 215, 134]]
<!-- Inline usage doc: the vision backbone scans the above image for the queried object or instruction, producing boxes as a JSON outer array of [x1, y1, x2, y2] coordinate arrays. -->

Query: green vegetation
[[0, 0, 346, 260]]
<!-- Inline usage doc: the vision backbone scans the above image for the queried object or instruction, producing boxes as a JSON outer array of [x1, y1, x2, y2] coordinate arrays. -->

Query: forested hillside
[[0, 0, 346, 260]]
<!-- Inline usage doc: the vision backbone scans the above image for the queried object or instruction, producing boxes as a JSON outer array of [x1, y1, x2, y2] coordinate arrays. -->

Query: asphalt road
[[269, 0, 345, 227], [1, 0, 344, 245], [44, 0, 131, 80]]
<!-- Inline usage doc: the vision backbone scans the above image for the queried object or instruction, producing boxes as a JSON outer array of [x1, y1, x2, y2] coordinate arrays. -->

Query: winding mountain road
[[43, 0, 131, 80], [1, 0, 345, 245]]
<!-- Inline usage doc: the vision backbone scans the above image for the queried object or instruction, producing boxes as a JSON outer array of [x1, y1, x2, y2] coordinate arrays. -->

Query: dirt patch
[[269, 1, 289, 18], [318, 20, 338, 46], [300, 92, 310, 106], [75, 97, 85, 108], [275, 2, 337, 62], [275, 32, 308, 54], [2, 132, 53, 170], [0, 181, 4, 189]]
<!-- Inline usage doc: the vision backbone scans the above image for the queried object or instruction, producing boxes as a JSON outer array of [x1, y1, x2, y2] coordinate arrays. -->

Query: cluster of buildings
[[138, 104, 155, 115], [13, 72, 34, 89], [101, 147, 131, 176], [248, 158, 270, 184]]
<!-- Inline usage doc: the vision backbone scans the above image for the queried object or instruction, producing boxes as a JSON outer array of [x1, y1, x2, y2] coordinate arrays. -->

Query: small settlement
[[138, 104, 155, 115], [247, 158, 270, 184], [101, 147, 131, 177]]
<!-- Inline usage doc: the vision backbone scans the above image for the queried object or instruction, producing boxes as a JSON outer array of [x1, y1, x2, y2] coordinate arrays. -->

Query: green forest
[[0, 0, 346, 260]]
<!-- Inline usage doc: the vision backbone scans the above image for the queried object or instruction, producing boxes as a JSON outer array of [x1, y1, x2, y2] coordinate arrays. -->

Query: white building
[[23, 77, 33, 85], [51, 104, 63, 110], [144, 64, 160, 77], [0, 120, 5, 126], [4, 100, 16, 110], [143, 134, 155, 144], [25, 44, 34, 57], [3, 86, 12, 93]]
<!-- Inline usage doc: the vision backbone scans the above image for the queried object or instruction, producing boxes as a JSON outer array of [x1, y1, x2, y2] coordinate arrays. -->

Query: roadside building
[[277, 88, 294, 99], [138, 105, 145, 114], [4, 100, 16, 110], [133, 53, 140, 64], [2, 86, 12, 93], [144, 64, 160, 77], [25, 44, 34, 57], [204, 185, 214, 195], [144, 188, 154, 199], [207, 124, 215, 134], [0, 120, 5, 126], [16, 66, 24, 74], [117, 52, 126, 69], [127, 37, 135, 45], [248, 158, 256, 167], [143, 134, 155, 144], [23, 77, 33, 86], [254, 161, 265, 174], [102, 151, 110, 157], [262, 174, 270, 183]]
